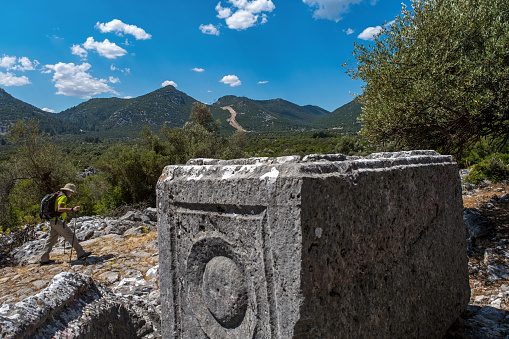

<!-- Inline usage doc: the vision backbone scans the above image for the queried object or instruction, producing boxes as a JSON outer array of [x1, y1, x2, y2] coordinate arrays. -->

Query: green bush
[[465, 154, 509, 184]]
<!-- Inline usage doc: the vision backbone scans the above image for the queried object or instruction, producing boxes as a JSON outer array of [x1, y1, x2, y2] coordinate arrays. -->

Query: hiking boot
[[39, 259, 55, 266], [78, 251, 92, 260]]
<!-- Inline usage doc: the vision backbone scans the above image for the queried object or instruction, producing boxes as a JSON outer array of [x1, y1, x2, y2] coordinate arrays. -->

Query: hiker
[[39, 183, 92, 265]]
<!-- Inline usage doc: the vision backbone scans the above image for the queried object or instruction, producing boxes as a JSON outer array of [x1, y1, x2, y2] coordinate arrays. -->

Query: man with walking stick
[[39, 183, 92, 265]]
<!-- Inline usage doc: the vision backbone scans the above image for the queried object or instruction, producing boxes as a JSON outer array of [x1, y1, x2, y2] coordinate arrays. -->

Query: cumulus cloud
[[95, 19, 152, 40], [226, 10, 258, 30], [71, 44, 88, 59], [216, 2, 232, 19], [200, 24, 220, 36], [192, 67, 205, 72], [162, 80, 177, 88], [258, 80, 268, 84], [345, 28, 354, 35], [15, 57, 39, 71], [357, 25, 382, 40], [43, 62, 118, 98], [0, 55, 39, 71], [0, 55, 17, 69], [109, 76, 120, 83], [123, 96, 133, 99], [82, 37, 127, 59], [220, 74, 241, 87], [0, 71, 30, 86], [41, 107, 55, 113], [303, 0, 363, 22], [205, 0, 275, 32]]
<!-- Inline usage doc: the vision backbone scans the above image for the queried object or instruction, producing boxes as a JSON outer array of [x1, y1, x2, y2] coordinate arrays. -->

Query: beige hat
[[60, 183, 77, 194]]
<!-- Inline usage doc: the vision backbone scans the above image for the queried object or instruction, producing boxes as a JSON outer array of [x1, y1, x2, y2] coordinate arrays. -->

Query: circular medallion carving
[[202, 256, 248, 328]]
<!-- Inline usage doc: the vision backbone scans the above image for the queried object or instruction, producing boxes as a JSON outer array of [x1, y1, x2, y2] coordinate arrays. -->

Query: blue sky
[[0, 0, 406, 113]]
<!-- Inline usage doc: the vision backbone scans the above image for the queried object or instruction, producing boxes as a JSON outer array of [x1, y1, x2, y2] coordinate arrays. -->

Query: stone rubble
[[459, 180, 509, 338], [0, 178, 508, 337]]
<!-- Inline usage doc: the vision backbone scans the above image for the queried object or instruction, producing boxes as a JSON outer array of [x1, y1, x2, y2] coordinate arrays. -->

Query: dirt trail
[[222, 106, 247, 132]]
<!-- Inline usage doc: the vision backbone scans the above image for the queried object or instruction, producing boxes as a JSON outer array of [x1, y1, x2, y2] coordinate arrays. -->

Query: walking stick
[[69, 210, 77, 264]]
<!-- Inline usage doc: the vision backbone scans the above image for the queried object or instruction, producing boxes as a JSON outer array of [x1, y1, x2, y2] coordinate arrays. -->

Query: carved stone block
[[157, 151, 470, 338]]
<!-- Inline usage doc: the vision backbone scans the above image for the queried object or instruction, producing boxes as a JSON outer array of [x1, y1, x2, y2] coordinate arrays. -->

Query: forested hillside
[[1, 86, 362, 138], [0, 88, 78, 136]]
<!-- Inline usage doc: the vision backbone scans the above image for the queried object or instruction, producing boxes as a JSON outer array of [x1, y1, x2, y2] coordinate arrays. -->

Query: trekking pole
[[69, 211, 77, 264]]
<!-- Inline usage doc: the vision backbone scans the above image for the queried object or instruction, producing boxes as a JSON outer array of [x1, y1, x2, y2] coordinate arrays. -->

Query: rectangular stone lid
[[158, 150, 455, 183], [185, 150, 448, 166]]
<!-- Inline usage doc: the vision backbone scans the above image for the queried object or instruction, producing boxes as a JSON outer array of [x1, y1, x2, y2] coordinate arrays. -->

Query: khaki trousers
[[40, 219, 85, 262]]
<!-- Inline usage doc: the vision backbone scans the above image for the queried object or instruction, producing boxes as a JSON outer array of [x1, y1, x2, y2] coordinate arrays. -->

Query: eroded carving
[[203, 256, 248, 328]]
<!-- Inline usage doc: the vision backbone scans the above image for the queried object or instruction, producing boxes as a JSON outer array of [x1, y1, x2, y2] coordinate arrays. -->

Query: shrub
[[465, 154, 509, 184]]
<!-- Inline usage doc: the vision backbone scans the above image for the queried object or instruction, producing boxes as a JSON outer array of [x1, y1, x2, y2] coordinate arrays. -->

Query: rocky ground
[[0, 209, 161, 312], [1, 181, 509, 338]]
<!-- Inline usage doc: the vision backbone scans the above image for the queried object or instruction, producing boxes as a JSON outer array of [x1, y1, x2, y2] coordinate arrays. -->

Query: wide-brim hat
[[60, 183, 77, 194]]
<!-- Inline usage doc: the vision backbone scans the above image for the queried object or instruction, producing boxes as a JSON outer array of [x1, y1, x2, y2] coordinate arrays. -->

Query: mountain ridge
[[0, 86, 362, 137]]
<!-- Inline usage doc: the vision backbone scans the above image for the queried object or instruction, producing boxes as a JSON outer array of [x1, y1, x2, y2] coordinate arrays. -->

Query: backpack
[[39, 191, 64, 220]]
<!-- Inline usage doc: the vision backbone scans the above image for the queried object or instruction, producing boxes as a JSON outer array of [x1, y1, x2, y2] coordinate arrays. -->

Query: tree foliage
[[190, 102, 220, 133], [1, 119, 75, 230], [346, 0, 509, 156]]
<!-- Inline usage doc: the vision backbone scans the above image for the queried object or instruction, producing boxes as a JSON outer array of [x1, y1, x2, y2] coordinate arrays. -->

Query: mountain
[[0, 87, 78, 135], [210, 96, 330, 133], [0, 86, 362, 138], [312, 99, 363, 132], [55, 86, 198, 135]]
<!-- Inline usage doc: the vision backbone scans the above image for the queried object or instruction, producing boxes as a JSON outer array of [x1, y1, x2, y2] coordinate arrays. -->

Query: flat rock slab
[[0, 272, 160, 338], [157, 151, 470, 338]]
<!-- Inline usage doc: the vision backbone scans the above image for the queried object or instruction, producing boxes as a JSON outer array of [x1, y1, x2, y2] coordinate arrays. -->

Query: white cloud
[[220, 74, 241, 87], [357, 25, 382, 40], [200, 24, 220, 36], [110, 64, 131, 74], [41, 107, 55, 113], [0, 71, 30, 86], [0, 55, 17, 69], [0, 55, 39, 71], [385, 20, 396, 27], [192, 67, 205, 72], [226, 10, 258, 30], [244, 0, 275, 13], [216, 2, 233, 19], [123, 96, 133, 99], [71, 44, 88, 59], [303, 0, 363, 22], [95, 19, 152, 40], [258, 80, 268, 84], [15, 57, 39, 71], [209, 0, 275, 31], [345, 28, 354, 35], [43, 62, 118, 98], [109, 76, 120, 83], [83, 37, 127, 59], [162, 80, 177, 88]]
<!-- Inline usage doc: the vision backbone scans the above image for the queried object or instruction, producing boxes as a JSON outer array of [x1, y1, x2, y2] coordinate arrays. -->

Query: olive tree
[[346, 0, 509, 156]]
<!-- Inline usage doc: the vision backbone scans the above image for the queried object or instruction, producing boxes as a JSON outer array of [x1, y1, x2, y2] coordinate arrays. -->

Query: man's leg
[[51, 219, 86, 258], [40, 221, 60, 262]]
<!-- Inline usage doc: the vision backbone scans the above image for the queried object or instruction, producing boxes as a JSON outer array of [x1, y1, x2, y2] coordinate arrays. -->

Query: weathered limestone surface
[[157, 151, 470, 338], [0, 272, 160, 338]]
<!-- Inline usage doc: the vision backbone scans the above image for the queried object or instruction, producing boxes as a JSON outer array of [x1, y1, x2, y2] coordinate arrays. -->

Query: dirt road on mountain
[[222, 106, 247, 132]]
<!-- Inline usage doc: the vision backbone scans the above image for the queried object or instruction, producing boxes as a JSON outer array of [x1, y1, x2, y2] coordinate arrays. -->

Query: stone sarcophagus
[[157, 151, 470, 338]]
